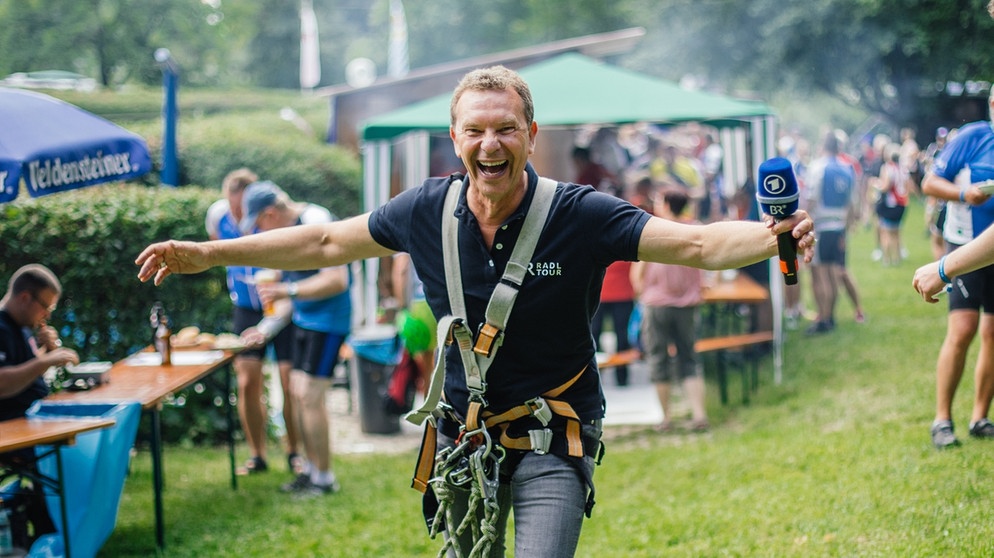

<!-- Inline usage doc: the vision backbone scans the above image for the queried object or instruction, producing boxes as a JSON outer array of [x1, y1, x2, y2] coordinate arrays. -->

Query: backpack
[[384, 349, 419, 415], [821, 158, 854, 209]]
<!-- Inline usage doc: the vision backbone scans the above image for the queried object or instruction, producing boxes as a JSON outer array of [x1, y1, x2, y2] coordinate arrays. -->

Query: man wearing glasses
[[0, 263, 78, 417], [0, 263, 79, 547]]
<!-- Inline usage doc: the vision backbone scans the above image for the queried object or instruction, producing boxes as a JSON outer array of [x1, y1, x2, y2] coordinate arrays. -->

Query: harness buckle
[[524, 397, 553, 426], [528, 428, 553, 455], [473, 322, 502, 357]]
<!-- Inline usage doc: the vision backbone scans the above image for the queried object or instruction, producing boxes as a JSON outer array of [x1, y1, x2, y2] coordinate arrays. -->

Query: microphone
[[756, 157, 800, 285]]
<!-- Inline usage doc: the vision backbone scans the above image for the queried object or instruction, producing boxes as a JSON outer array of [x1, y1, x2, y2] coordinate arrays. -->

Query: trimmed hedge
[[0, 186, 242, 444], [0, 184, 232, 361]]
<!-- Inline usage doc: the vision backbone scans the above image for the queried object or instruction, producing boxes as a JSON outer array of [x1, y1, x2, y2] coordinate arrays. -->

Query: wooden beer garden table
[[47, 344, 239, 550], [599, 271, 773, 404], [0, 416, 116, 558]]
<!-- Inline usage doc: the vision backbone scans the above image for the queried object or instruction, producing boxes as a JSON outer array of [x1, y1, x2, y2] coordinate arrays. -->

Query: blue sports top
[[284, 204, 352, 335], [205, 199, 264, 311], [933, 120, 994, 244], [368, 164, 651, 426]]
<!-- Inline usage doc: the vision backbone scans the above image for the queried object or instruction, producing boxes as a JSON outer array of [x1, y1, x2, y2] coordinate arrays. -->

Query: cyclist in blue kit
[[921, 91, 994, 449], [236, 181, 351, 497], [137, 65, 815, 557], [206, 168, 298, 474]]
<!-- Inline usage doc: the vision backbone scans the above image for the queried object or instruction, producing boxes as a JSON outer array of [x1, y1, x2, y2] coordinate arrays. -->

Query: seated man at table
[[0, 263, 80, 547]]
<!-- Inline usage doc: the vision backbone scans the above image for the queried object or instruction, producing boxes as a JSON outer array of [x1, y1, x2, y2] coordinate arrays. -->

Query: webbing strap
[[480, 367, 588, 458], [411, 422, 437, 494], [439, 179, 486, 396], [466, 400, 484, 433], [442, 179, 467, 319], [406, 175, 560, 493], [477, 177, 557, 359], [410, 368, 590, 497], [404, 316, 475, 427]]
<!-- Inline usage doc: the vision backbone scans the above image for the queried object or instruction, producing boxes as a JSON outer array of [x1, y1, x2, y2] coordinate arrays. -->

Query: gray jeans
[[438, 423, 600, 557]]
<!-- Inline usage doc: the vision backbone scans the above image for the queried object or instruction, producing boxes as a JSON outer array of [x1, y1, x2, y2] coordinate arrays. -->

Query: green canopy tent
[[363, 53, 773, 140], [358, 53, 786, 383]]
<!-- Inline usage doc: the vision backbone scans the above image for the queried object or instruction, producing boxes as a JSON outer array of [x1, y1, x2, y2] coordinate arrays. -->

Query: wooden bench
[[597, 330, 774, 405], [694, 331, 773, 405]]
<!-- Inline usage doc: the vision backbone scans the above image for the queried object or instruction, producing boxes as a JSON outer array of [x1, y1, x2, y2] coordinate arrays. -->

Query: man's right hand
[[45, 347, 79, 368], [135, 240, 211, 285]]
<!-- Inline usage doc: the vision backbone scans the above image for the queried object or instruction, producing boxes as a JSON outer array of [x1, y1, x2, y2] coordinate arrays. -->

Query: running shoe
[[805, 320, 834, 335], [969, 418, 994, 439], [296, 479, 340, 498], [280, 473, 312, 493], [236, 456, 268, 476], [931, 420, 960, 449]]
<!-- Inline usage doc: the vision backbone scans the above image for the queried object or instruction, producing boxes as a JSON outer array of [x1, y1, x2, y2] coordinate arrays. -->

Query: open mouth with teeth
[[478, 160, 509, 176]]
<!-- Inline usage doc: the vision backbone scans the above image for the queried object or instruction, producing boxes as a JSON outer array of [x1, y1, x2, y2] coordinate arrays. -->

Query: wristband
[[938, 255, 951, 284], [960, 190, 966, 203]]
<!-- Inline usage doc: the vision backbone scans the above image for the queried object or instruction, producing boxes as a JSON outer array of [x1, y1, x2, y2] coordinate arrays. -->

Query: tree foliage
[[3, 0, 994, 128], [631, 0, 994, 127], [0, 0, 239, 87]]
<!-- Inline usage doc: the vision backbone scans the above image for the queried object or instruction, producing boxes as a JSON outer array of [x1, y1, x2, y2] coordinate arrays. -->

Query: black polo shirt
[[368, 165, 650, 429], [0, 310, 49, 421]]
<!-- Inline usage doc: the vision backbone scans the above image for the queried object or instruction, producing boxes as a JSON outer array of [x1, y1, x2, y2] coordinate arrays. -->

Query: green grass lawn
[[101, 198, 994, 557]]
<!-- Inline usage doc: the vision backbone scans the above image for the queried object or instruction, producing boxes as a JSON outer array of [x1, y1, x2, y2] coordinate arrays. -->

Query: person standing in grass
[[135, 65, 815, 556], [803, 131, 861, 335], [919, 91, 994, 449], [237, 181, 352, 497], [206, 168, 299, 475], [630, 187, 709, 433]]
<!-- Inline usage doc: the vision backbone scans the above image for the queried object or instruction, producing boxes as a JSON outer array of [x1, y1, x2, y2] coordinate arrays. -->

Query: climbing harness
[[405, 175, 598, 556]]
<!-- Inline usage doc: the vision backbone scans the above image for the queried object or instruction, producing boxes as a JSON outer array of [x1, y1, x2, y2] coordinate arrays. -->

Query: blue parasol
[[0, 87, 151, 203]]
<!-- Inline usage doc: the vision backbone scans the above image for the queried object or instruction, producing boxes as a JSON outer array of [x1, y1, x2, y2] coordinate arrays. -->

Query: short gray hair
[[450, 65, 534, 126]]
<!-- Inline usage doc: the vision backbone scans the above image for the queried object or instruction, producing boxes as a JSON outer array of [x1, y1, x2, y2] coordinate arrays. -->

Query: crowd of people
[[775, 89, 994, 452], [572, 102, 994, 457]]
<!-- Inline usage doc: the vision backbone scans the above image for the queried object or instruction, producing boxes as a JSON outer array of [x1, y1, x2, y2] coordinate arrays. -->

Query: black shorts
[[292, 327, 347, 378], [813, 229, 847, 266], [232, 306, 294, 361], [946, 244, 994, 313]]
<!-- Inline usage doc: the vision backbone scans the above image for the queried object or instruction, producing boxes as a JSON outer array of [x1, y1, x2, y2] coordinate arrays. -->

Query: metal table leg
[[226, 364, 237, 490], [54, 447, 71, 558], [150, 407, 165, 550]]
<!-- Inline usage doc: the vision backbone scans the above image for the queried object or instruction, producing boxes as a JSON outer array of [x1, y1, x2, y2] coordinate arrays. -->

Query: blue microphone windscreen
[[756, 157, 799, 217]]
